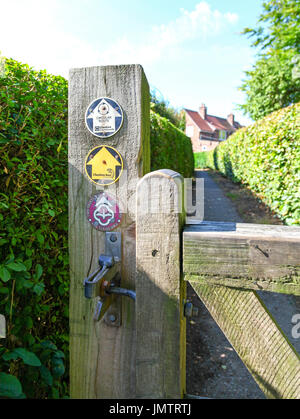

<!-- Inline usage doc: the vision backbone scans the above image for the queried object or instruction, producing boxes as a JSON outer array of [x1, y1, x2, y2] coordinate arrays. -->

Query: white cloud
[[224, 12, 239, 24], [0, 1, 239, 76], [0, 0, 101, 76], [101, 2, 239, 66]]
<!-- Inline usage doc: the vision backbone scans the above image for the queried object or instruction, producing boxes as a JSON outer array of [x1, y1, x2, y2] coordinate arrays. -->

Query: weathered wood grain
[[136, 170, 186, 398], [184, 221, 300, 295], [190, 282, 300, 399], [69, 65, 150, 398]]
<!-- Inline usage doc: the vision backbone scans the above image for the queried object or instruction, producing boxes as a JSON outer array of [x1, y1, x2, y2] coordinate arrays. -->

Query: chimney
[[199, 103, 207, 120], [227, 113, 234, 126]]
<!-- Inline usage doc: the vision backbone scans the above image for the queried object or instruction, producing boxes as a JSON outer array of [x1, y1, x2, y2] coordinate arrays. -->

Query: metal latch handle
[[107, 286, 136, 301], [83, 255, 114, 299]]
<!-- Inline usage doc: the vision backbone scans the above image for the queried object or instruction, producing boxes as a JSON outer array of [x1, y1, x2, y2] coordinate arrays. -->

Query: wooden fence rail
[[183, 221, 300, 296], [184, 221, 300, 399]]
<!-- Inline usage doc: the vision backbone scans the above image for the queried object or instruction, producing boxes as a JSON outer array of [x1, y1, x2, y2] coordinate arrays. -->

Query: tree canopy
[[239, 0, 300, 120], [150, 89, 185, 131]]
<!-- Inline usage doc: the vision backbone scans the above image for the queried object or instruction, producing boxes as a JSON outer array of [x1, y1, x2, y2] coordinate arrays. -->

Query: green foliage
[[0, 341, 66, 398], [240, 49, 300, 121], [3, 347, 42, 366], [242, 0, 300, 52], [206, 103, 300, 225], [240, 0, 300, 120], [150, 110, 194, 178], [194, 152, 209, 169], [150, 91, 185, 131], [0, 58, 68, 398], [0, 372, 24, 398]]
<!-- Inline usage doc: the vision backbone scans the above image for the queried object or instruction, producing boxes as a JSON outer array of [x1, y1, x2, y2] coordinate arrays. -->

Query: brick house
[[184, 104, 242, 153]]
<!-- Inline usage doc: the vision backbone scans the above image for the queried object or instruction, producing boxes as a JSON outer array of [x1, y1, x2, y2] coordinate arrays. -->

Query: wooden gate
[[136, 169, 300, 399], [69, 64, 300, 399]]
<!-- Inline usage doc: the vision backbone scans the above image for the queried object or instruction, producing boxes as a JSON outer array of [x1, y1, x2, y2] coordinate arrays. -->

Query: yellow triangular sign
[[86, 146, 122, 182]]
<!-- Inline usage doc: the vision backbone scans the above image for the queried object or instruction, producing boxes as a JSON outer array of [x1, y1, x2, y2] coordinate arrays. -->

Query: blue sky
[[0, 0, 264, 125]]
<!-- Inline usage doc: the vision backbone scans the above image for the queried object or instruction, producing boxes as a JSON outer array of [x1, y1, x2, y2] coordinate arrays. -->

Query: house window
[[186, 125, 194, 138], [219, 130, 227, 141], [202, 145, 207, 151]]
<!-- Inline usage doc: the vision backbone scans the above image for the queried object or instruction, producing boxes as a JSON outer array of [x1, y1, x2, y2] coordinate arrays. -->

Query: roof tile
[[185, 109, 242, 132], [185, 109, 214, 132]]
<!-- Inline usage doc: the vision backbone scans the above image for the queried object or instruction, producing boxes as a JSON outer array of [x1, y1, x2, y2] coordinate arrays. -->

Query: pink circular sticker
[[86, 192, 123, 231]]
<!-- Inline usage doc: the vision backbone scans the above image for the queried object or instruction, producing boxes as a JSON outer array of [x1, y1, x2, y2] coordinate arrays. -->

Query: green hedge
[[206, 103, 300, 225], [194, 152, 208, 169], [0, 58, 69, 398], [150, 110, 194, 178], [0, 58, 194, 399]]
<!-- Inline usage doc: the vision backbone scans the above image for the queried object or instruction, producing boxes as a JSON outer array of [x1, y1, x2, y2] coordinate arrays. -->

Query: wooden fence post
[[136, 169, 186, 398], [68, 65, 150, 398]]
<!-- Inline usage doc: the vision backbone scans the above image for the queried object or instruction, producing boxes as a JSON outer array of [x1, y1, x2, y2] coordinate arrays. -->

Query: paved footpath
[[186, 170, 300, 399]]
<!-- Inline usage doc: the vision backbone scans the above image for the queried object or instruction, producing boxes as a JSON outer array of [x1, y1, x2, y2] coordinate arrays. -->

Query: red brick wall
[[185, 113, 201, 152], [198, 139, 219, 152], [185, 113, 220, 152]]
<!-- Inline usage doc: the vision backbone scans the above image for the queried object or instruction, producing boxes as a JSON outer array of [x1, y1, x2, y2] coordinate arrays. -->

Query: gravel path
[[186, 170, 300, 399]]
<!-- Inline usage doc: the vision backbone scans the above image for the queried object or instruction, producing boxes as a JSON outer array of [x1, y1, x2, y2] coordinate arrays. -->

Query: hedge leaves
[[0, 57, 68, 398], [150, 110, 194, 178], [206, 102, 300, 225]]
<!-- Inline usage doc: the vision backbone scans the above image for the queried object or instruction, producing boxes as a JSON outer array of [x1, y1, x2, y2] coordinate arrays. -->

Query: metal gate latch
[[83, 254, 118, 299], [83, 233, 136, 322]]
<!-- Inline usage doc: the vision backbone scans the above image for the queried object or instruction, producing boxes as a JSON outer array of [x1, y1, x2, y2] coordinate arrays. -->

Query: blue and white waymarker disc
[[85, 97, 123, 138]]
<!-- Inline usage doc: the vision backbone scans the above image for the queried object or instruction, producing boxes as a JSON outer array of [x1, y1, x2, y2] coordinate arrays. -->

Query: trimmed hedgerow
[[150, 110, 194, 178], [0, 58, 69, 398], [206, 103, 300, 225]]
